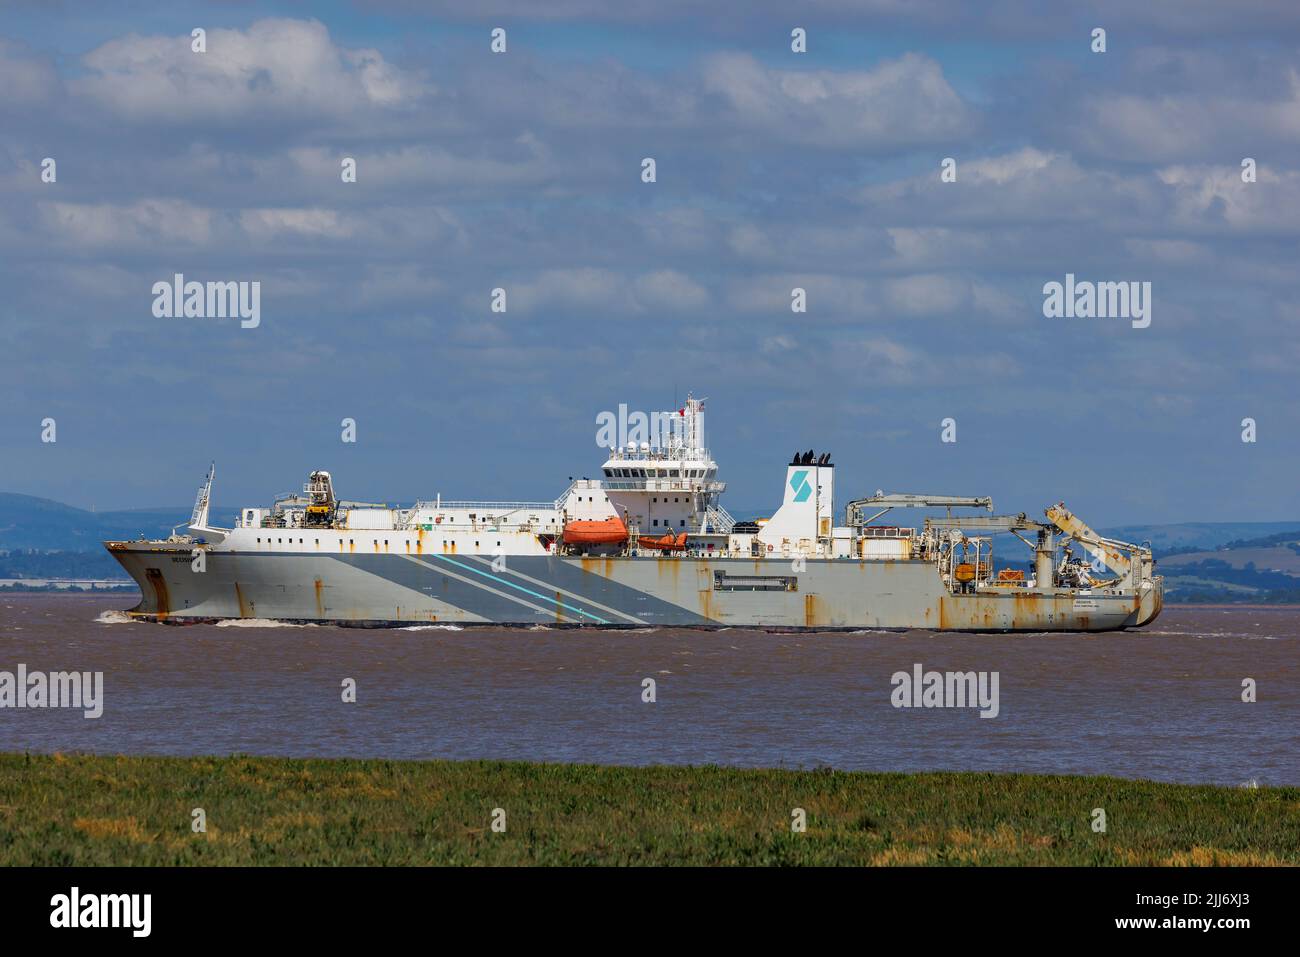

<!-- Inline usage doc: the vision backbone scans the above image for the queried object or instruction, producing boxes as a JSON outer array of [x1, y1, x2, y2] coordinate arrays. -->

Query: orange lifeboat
[[639, 531, 688, 551], [562, 516, 629, 545]]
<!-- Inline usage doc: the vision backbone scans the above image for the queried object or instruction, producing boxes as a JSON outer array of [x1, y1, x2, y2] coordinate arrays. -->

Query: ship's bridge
[[596, 393, 723, 494], [562, 394, 733, 535], [599, 449, 724, 495]]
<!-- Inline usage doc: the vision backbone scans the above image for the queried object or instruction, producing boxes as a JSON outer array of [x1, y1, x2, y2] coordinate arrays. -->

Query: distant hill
[[1098, 521, 1300, 553], [0, 492, 240, 552], [1161, 546, 1300, 574]]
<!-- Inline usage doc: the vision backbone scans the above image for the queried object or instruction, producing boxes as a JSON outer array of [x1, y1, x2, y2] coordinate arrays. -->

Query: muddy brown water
[[0, 593, 1296, 785]]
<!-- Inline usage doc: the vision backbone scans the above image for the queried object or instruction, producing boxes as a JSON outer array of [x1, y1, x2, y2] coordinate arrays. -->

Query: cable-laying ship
[[105, 395, 1162, 631]]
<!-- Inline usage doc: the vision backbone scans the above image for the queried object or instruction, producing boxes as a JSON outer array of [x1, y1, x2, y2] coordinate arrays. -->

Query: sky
[[1, 0, 1298, 523]]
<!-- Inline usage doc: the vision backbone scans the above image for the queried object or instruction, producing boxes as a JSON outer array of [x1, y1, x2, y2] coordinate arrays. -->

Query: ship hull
[[106, 542, 1161, 632]]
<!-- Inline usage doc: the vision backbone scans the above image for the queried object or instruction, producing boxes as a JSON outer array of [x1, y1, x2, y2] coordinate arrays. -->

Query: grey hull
[[106, 542, 1163, 632]]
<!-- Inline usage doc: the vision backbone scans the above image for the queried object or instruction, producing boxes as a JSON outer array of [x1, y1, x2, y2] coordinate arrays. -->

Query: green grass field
[[1, 753, 1295, 865]]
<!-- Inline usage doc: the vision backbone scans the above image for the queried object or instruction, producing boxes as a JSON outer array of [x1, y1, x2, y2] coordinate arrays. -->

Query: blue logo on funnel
[[790, 470, 812, 503]]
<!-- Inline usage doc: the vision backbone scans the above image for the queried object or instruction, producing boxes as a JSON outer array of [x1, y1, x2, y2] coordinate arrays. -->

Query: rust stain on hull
[[313, 577, 324, 618], [145, 568, 170, 620], [804, 593, 819, 628], [698, 587, 713, 621], [234, 582, 251, 618]]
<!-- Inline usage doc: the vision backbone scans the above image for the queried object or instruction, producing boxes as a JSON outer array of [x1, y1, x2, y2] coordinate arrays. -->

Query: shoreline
[[1, 754, 1295, 866]]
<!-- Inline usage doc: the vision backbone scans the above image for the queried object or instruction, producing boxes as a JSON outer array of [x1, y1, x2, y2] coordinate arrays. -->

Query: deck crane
[[1043, 502, 1155, 588], [844, 492, 1156, 593], [845, 492, 994, 528]]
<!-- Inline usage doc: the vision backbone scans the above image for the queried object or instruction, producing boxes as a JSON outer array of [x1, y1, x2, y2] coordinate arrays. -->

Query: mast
[[190, 463, 215, 529]]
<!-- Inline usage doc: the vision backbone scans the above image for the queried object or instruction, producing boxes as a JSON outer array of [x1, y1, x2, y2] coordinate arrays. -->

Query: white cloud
[[283, 137, 554, 189], [503, 268, 709, 316], [0, 40, 59, 108], [760, 334, 796, 355], [885, 274, 969, 315], [239, 208, 347, 240], [701, 52, 973, 148], [861, 148, 1163, 227], [724, 274, 877, 320], [39, 199, 214, 246], [633, 270, 710, 311], [1071, 64, 1300, 162], [1159, 163, 1300, 233], [74, 18, 430, 122]]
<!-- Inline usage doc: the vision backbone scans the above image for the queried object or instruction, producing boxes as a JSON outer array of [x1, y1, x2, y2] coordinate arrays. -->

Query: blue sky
[[2, 1, 1299, 523]]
